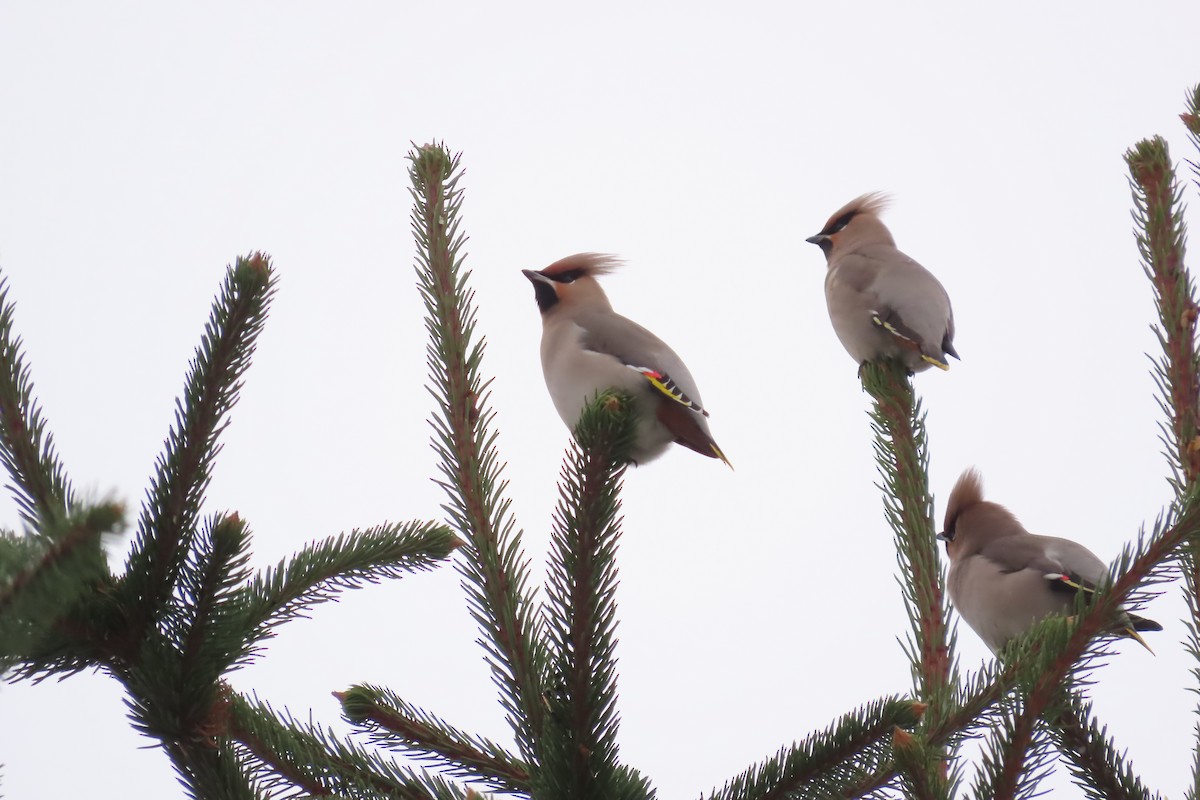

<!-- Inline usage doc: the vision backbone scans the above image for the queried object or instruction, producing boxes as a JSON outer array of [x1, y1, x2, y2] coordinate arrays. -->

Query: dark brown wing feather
[[656, 398, 721, 460]]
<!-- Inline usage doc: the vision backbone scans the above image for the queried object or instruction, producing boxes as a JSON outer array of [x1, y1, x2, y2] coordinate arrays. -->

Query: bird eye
[[826, 211, 856, 235], [553, 270, 583, 284]]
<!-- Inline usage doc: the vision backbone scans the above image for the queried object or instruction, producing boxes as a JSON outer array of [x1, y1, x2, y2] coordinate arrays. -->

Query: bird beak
[[805, 234, 828, 246], [522, 269, 550, 285], [935, 531, 948, 542]]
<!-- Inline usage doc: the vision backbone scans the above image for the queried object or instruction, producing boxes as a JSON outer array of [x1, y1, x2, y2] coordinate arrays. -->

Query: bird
[[939, 468, 1161, 654], [522, 253, 730, 467], [806, 193, 958, 373]]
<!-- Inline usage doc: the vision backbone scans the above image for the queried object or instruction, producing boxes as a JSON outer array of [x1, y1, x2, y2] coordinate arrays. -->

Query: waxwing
[[522, 253, 730, 467], [806, 193, 958, 373], [939, 468, 1160, 654]]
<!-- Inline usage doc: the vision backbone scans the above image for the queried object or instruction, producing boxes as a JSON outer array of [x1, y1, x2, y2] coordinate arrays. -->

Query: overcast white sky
[[2, 2, 1199, 798]]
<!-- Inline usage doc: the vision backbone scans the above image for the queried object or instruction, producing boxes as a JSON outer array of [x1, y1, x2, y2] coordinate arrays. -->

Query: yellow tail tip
[[1125, 627, 1155, 655], [921, 355, 950, 371], [712, 445, 734, 470]]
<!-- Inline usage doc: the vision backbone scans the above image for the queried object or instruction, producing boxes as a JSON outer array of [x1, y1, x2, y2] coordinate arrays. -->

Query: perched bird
[[522, 253, 730, 467], [939, 468, 1161, 654], [806, 193, 958, 373]]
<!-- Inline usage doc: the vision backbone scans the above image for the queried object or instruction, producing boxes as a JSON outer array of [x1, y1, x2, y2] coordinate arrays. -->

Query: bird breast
[[539, 320, 644, 428], [950, 555, 1074, 653]]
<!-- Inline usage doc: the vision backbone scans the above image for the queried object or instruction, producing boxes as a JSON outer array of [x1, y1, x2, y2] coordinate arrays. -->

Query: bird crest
[[819, 192, 892, 235], [540, 252, 623, 280], [943, 468, 985, 535]]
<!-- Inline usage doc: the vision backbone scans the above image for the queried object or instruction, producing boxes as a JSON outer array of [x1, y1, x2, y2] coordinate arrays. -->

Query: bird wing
[[869, 308, 946, 369], [573, 310, 729, 466], [574, 310, 709, 415], [980, 534, 1109, 594], [849, 248, 956, 369], [977, 533, 1160, 649]]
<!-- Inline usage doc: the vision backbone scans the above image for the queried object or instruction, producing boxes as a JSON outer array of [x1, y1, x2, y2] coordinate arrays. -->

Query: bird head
[[938, 468, 1024, 561], [522, 252, 621, 315], [805, 192, 895, 261], [939, 467, 986, 561]]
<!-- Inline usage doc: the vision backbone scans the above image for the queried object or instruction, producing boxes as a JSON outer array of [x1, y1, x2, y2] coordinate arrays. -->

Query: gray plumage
[[806, 193, 958, 373], [522, 253, 729, 466], [939, 468, 1159, 654]]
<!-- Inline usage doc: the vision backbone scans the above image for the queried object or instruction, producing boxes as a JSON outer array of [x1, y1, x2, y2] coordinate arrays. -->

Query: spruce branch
[[238, 521, 458, 660], [967, 699, 1055, 800], [842, 662, 1013, 798], [0, 275, 76, 528], [228, 692, 338, 798], [860, 361, 958, 793], [892, 726, 946, 800], [0, 529, 41, 583], [141, 682, 260, 800], [1182, 85, 1200, 189], [0, 502, 123, 675], [1128, 117, 1200, 799], [120, 253, 276, 651], [702, 696, 924, 800], [1127, 135, 1197, 492], [162, 735, 261, 800], [337, 685, 530, 794], [410, 142, 545, 762], [1046, 691, 1162, 800], [538, 392, 637, 799], [178, 513, 253, 688], [231, 692, 474, 800]]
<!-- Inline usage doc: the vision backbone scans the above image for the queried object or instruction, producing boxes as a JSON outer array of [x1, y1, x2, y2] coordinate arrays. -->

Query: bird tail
[[710, 443, 734, 470], [1121, 626, 1155, 654], [1130, 612, 1163, 632], [919, 354, 951, 371]]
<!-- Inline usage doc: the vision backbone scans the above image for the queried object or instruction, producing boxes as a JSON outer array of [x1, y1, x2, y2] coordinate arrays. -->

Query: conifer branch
[[0, 502, 123, 674], [1182, 85, 1200, 202], [0, 503, 121, 619], [0, 275, 75, 527], [968, 700, 1055, 800], [842, 663, 1012, 798], [228, 696, 337, 797], [162, 736, 261, 800], [120, 254, 276, 651], [537, 392, 636, 798], [1046, 692, 1162, 800], [178, 513, 253, 685], [238, 521, 458, 659], [892, 727, 947, 800], [860, 361, 958, 793], [1, 255, 466, 797], [1129, 113, 1200, 799], [703, 696, 924, 800], [231, 693, 473, 800], [1128, 135, 1198, 492], [337, 685, 530, 793], [410, 142, 545, 762]]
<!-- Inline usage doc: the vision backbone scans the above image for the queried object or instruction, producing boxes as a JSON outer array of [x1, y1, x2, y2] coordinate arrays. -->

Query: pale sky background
[[1, 2, 1199, 798]]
